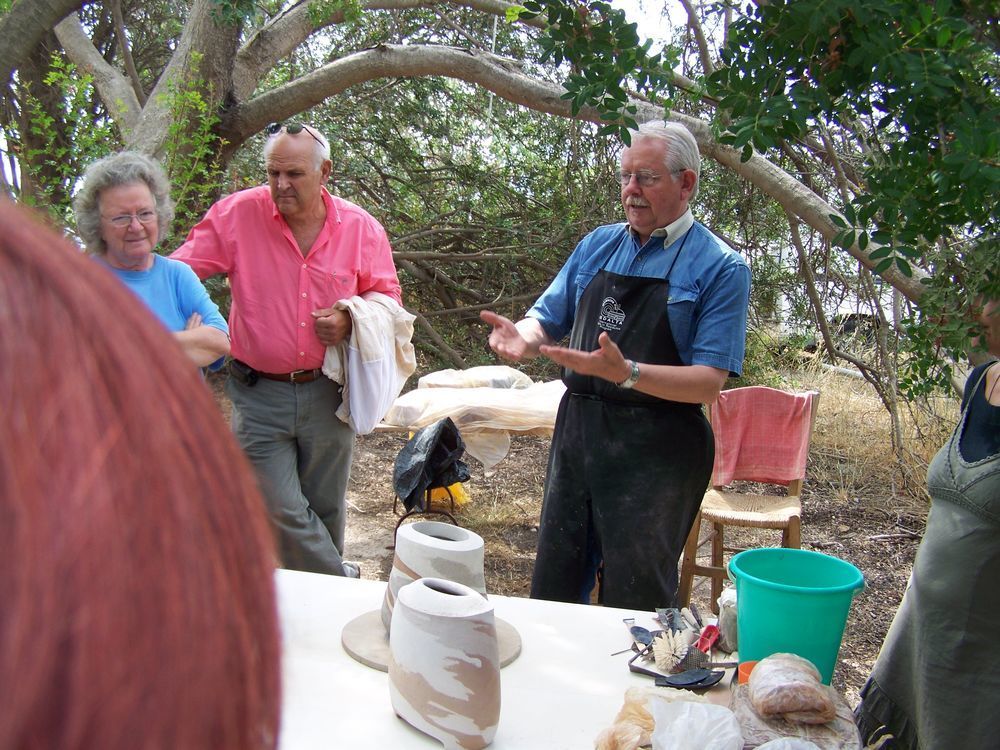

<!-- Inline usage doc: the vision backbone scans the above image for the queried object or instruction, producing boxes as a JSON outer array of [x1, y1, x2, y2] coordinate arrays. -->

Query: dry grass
[[777, 364, 956, 510]]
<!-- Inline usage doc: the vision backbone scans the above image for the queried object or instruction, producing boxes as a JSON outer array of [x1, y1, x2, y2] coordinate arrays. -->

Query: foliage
[[5, 0, 994, 397], [206, 0, 622, 369], [308, 0, 362, 26], [512, 0, 679, 138], [708, 0, 999, 391], [730, 326, 794, 390], [13, 54, 120, 223], [158, 55, 227, 250], [207, 0, 260, 26], [302, 67, 620, 370], [517, 0, 998, 393]]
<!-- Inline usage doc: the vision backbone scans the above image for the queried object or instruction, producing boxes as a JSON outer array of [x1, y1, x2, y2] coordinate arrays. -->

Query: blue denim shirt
[[527, 213, 751, 376]]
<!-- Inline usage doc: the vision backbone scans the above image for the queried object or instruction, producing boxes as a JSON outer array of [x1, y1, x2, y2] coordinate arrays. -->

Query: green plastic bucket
[[728, 547, 864, 684]]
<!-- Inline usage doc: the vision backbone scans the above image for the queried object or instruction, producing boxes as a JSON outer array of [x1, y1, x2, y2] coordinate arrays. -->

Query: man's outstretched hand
[[480, 310, 532, 362], [540, 332, 630, 384]]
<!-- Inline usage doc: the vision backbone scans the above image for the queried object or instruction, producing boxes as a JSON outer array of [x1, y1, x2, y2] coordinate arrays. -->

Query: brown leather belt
[[255, 367, 324, 384]]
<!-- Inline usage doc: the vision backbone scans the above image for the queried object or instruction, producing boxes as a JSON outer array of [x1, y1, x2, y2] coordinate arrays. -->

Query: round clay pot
[[381, 521, 486, 633], [388, 577, 500, 750]]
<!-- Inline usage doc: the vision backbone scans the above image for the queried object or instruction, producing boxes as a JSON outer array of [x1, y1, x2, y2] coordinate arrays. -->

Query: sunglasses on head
[[265, 122, 324, 148]]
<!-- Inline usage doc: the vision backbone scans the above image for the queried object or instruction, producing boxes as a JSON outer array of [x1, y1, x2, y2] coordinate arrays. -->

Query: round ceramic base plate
[[341, 609, 522, 672]]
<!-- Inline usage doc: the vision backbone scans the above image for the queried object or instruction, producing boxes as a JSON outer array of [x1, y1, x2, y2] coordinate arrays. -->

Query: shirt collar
[[629, 209, 694, 245], [320, 187, 341, 225]]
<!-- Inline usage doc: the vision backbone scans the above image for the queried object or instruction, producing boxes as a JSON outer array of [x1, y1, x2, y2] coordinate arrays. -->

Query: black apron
[[530, 230, 714, 610]]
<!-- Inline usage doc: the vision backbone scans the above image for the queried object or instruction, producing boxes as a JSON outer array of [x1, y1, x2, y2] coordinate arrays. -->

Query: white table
[[276, 569, 733, 749]]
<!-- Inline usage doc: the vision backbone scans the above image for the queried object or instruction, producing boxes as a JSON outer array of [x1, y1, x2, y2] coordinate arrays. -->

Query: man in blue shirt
[[481, 122, 750, 610]]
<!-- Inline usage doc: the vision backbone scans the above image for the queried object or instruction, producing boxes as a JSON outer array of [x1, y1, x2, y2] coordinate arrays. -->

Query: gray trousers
[[226, 375, 354, 575]]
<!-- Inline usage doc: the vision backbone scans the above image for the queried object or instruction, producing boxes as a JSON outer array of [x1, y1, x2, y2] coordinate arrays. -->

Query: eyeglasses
[[266, 121, 325, 148], [618, 169, 685, 187], [102, 210, 157, 228]]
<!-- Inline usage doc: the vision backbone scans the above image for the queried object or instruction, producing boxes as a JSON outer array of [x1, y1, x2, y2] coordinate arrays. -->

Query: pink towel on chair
[[711, 387, 814, 486]]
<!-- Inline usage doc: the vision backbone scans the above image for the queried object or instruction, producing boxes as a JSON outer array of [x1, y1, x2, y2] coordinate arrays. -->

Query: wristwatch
[[617, 359, 641, 389]]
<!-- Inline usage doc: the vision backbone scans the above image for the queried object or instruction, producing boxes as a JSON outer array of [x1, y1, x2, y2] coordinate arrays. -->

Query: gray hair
[[263, 123, 330, 170], [625, 121, 701, 202], [73, 151, 174, 254]]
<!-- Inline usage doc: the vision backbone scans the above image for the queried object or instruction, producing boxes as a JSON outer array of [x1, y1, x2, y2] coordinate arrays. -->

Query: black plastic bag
[[392, 417, 471, 512]]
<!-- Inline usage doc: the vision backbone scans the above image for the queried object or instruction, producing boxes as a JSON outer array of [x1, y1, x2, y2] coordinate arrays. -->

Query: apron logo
[[599, 296, 626, 331]]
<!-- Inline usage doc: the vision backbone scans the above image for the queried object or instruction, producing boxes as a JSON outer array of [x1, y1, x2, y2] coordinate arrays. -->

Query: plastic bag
[[417, 365, 533, 390], [730, 683, 861, 749], [383, 379, 565, 471], [757, 740, 823, 750], [594, 687, 708, 750], [717, 585, 738, 653], [748, 653, 836, 725], [392, 417, 471, 511], [649, 700, 743, 750], [384, 379, 564, 434]]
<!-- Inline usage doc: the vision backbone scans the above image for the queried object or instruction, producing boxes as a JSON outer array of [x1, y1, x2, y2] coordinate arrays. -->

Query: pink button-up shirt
[[172, 186, 401, 372]]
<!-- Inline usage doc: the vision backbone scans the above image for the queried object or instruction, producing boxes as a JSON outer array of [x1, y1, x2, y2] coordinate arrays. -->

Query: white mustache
[[626, 198, 649, 208]]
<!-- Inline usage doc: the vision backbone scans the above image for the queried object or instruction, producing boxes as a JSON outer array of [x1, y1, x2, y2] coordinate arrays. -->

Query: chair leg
[[784, 516, 802, 549], [677, 512, 701, 607], [710, 521, 725, 614]]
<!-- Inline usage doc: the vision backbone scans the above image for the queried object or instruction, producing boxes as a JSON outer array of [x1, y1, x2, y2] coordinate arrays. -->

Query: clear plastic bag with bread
[[747, 653, 837, 724], [731, 678, 862, 748]]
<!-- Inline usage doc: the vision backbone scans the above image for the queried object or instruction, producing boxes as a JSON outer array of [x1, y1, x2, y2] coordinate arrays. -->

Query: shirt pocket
[[573, 267, 599, 307], [666, 281, 699, 352]]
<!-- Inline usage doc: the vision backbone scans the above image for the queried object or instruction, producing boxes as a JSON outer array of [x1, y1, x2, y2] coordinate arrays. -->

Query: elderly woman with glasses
[[74, 151, 229, 369]]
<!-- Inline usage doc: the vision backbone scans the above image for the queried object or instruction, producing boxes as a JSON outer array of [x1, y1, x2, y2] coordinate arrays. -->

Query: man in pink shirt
[[172, 122, 402, 576]]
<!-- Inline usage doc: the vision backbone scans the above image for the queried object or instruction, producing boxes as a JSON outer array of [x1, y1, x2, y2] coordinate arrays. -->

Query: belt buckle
[[289, 369, 309, 383]]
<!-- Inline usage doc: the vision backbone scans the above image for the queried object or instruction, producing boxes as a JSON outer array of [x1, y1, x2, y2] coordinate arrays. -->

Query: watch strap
[[618, 359, 640, 389]]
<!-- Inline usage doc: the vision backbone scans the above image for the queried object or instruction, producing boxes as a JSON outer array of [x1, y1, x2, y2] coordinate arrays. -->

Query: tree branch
[[398, 258, 459, 308], [412, 310, 467, 368], [110, 0, 147, 105], [421, 291, 542, 317], [232, 0, 547, 102], [224, 41, 928, 303], [54, 12, 142, 133], [130, 0, 242, 156], [0, 0, 84, 86], [679, 0, 715, 75]]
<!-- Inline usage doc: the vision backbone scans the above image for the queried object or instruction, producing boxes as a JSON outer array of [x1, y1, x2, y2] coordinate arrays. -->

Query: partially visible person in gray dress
[[854, 298, 1000, 749]]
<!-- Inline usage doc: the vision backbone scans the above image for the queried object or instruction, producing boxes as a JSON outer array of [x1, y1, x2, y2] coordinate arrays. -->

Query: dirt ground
[[210, 374, 923, 710]]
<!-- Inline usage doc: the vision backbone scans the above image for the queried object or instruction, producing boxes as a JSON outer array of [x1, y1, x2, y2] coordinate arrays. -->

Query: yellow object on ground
[[404, 431, 472, 510], [428, 482, 471, 509]]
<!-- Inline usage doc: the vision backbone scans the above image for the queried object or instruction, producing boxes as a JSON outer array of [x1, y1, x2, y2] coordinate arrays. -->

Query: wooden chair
[[678, 386, 820, 613]]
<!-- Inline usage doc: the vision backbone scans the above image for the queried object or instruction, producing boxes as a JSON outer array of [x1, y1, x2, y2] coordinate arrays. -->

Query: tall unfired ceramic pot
[[381, 520, 487, 632], [388, 577, 500, 750]]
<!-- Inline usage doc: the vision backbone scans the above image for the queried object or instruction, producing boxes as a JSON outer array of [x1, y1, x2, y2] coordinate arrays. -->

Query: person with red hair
[[0, 199, 282, 749]]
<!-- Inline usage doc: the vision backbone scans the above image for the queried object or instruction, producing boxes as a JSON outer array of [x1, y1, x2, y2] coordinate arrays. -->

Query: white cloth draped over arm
[[322, 292, 417, 434]]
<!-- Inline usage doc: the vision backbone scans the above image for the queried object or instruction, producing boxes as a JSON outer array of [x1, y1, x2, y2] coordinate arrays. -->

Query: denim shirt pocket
[[573, 267, 599, 308], [666, 281, 698, 352]]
